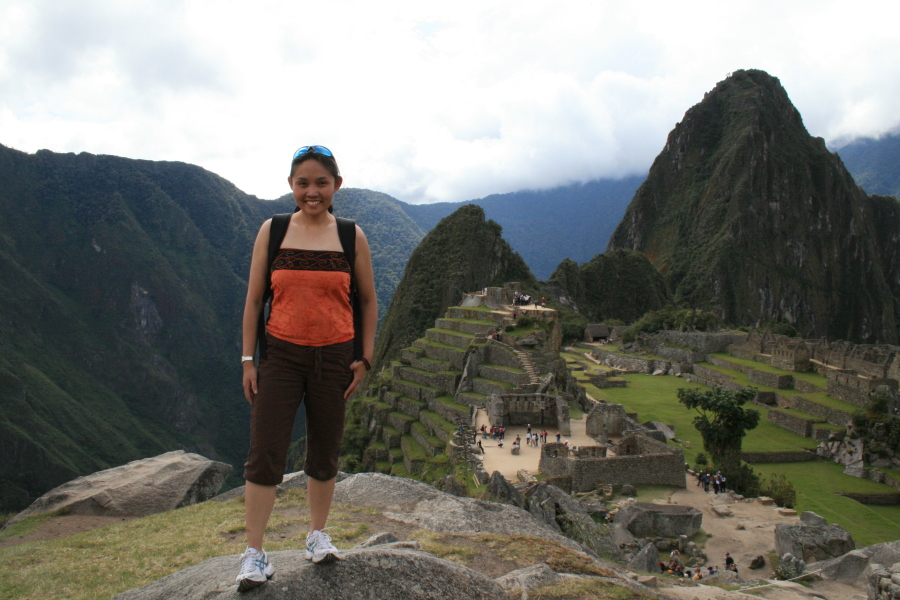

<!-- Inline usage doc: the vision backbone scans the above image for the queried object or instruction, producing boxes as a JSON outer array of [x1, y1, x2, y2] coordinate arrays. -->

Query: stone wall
[[794, 378, 825, 393], [783, 395, 852, 427], [538, 438, 686, 492], [707, 355, 793, 388], [767, 408, 819, 437], [826, 372, 896, 408], [654, 346, 706, 363], [486, 392, 570, 434], [652, 331, 746, 354], [586, 403, 627, 437], [592, 348, 671, 374]]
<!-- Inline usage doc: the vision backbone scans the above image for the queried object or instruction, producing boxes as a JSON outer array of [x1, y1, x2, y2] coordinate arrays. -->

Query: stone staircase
[[514, 348, 541, 385]]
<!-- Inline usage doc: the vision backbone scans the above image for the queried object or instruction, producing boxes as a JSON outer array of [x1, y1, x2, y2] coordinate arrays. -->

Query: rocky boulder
[[523, 482, 621, 559], [482, 471, 525, 509], [810, 539, 900, 584], [799, 511, 828, 527], [495, 563, 563, 594], [612, 501, 703, 538], [113, 547, 506, 599], [627, 542, 661, 574], [9, 451, 231, 525], [775, 522, 855, 562]]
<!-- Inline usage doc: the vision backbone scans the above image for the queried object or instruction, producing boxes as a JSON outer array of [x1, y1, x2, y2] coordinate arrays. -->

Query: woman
[[236, 145, 377, 591]]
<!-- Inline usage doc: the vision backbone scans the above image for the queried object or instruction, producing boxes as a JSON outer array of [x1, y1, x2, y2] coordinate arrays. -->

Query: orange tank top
[[265, 249, 354, 347]]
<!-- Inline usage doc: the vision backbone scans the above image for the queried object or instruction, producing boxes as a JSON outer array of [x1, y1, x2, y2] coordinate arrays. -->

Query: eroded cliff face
[[608, 69, 898, 343]]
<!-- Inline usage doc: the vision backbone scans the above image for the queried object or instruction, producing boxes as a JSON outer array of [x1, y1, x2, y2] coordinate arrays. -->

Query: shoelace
[[240, 550, 263, 575], [309, 528, 334, 548]]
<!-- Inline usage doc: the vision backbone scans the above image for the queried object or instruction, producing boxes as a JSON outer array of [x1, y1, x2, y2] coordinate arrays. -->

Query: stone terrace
[[359, 301, 547, 483]]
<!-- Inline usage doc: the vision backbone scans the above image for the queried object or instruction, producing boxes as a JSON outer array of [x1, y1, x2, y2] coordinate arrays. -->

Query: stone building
[[770, 337, 812, 372], [485, 392, 571, 435], [584, 323, 609, 343], [538, 435, 685, 492]]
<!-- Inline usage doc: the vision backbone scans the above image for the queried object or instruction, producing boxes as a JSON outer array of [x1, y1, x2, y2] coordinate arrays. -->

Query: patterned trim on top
[[271, 249, 350, 273]]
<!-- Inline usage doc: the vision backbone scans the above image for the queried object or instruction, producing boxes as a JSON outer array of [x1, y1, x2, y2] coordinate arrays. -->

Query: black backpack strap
[[335, 217, 364, 361], [257, 213, 293, 360]]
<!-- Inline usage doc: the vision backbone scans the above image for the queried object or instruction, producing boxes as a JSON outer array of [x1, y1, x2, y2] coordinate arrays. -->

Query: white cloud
[[1, 0, 898, 203]]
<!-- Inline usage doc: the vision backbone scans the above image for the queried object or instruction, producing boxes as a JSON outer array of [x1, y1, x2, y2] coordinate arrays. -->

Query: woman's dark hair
[[289, 152, 340, 180]]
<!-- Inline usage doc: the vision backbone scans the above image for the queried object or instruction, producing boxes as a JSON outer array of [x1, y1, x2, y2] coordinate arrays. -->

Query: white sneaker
[[306, 529, 340, 564], [236, 547, 275, 592]]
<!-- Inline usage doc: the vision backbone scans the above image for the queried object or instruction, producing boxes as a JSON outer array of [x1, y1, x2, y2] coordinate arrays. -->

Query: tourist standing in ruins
[[237, 145, 377, 592]]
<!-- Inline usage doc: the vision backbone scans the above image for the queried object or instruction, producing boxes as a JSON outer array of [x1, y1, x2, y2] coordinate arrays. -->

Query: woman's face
[[287, 158, 342, 216]]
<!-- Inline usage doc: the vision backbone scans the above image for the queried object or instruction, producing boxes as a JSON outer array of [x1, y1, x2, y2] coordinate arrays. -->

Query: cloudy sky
[[1, 0, 898, 203]]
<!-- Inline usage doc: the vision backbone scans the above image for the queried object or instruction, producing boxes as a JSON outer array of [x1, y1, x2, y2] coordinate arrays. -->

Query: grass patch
[[590, 374, 817, 461], [567, 400, 584, 420], [474, 376, 514, 389], [0, 490, 382, 600], [754, 461, 900, 546], [527, 578, 657, 599]]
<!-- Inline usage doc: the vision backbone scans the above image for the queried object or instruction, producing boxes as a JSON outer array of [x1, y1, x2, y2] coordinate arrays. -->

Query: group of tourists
[[512, 292, 546, 307], [482, 424, 506, 440], [479, 424, 559, 450], [662, 550, 734, 579], [696, 471, 727, 493]]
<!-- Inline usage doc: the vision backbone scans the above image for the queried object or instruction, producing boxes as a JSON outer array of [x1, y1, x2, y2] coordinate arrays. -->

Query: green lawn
[[579, 365, 900, 546], [708, 353, 829, 389], [755, 461, 900, 546], [590, 374, 818, 462]]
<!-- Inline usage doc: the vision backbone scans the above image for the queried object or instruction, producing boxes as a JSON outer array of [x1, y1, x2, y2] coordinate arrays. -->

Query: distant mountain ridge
[[608, 69, 900, 343], [836, 132, 900, 198], [401, 176, 644, 280]]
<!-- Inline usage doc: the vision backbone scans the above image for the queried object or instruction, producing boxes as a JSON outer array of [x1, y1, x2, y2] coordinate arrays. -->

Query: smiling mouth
[[306, 200, 322, 206]]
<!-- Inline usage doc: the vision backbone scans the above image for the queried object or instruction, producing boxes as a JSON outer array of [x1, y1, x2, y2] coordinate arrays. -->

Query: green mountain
[[607, 69, 899, 343], [0, 146, 423, 512], [371, 205, 536, 372], [401, 177, 644, 280], [837, 132, 900, 198], [547, 249, 669, 324]]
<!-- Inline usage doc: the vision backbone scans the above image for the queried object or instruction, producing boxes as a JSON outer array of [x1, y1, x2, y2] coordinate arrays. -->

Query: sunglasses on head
[[292, 145, 333, 159]]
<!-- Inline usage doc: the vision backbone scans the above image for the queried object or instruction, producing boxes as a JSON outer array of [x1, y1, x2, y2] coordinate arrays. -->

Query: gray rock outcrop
[[482, 471, 525, 509], [775, 521, 856, 562], [810, 540, 900, 584], [523, 482, 621, 559], [627, 542, 661, 574], [612, 501, 703, 538], [113, 547, 506, 599], [10, 450, 231, 525], [495, 563, 563, 595], [799, 511, 828, 527], [330, 473, 618, 563]]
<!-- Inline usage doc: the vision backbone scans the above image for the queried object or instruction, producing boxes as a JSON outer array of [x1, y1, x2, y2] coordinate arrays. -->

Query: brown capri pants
[[243, 334, 354, 485]]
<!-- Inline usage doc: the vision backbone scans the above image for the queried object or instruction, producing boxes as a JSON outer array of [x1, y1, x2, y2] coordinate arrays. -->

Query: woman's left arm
[[345, 225, 378, 400]]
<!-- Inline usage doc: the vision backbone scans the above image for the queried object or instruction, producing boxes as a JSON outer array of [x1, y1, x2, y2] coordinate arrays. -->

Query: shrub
[[694, 452, 708, 471], [760, 473, 796, 508]]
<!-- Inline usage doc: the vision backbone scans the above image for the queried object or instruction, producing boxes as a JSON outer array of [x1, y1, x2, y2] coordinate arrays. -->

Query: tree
[[677, 386, 761, 494]]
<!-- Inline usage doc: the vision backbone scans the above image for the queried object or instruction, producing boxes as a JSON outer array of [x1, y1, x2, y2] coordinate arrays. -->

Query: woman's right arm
[[242, 219, 272, 404]]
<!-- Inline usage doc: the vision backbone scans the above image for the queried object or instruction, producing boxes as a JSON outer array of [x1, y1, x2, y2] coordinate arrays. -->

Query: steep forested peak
[[371, 204, 534, 371], [607, 69, 899, 343]]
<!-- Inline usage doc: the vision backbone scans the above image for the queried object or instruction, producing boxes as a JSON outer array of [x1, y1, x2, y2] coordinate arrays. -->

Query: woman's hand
[[243, 363, 258, 404], [344, 360, 368, 400]]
